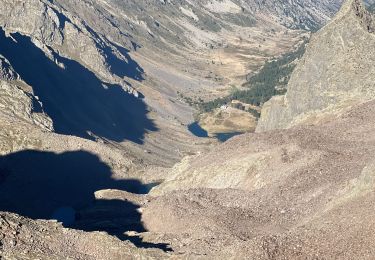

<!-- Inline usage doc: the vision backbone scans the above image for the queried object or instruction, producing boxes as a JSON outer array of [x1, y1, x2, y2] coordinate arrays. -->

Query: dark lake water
[[188, 122, 242, 142], [215, 132, 242, 142], [188, 122, 209, 138]]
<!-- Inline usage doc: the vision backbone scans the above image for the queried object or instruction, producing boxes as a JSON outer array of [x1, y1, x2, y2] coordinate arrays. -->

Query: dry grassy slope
[[199, 107, 257, 135]]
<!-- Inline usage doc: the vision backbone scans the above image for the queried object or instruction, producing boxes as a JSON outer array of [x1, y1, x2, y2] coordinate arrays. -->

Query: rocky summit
[[1, 0, 375, 259]]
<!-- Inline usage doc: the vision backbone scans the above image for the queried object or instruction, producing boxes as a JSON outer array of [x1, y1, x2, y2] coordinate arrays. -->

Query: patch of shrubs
[[199, 42, 307, 115]]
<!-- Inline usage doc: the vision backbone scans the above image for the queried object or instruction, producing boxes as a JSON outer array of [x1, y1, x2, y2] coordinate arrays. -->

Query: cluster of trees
[[198, 42, 307, 115], [367, 3, 375, 13], [247, 108, 261, 118]]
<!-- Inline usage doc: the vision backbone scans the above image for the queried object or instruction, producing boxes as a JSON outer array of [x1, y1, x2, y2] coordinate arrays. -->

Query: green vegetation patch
[[367, 3, 375, 13], [198, 41, 307, 116]]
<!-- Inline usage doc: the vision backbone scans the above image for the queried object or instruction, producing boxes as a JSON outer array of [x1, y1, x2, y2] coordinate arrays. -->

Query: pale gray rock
[[0, 55, 17, 81], [0, 57, 53, 132], [0, 212, 167, 259], [257, 0, 375, 132], [0, 0, 138, 87], [0, 81, 53, 131]]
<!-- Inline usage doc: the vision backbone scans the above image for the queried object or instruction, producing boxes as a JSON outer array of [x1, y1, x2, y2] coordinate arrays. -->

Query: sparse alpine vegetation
[[198, 41, 307, 117]]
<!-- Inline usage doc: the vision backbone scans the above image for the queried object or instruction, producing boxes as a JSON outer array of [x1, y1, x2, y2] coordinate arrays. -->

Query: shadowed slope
[[0, 28, 156, 143], [0, 150, 143, 219], [0, 150, 171, 251]]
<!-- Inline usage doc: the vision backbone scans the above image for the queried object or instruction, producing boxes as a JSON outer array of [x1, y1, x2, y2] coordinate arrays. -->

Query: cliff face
[[0, 0, 139, 85], [257, 0, 375, 132], [0, 0, 155, 154], [242, 0, 345, 30]]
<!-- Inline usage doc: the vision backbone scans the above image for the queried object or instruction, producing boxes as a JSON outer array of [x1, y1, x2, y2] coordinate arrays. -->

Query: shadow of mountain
[[105, 44, 144, 81], [0, 150, 171, 251], [109, 42, 144, 80], [0, 28, 156, 144], [78, 20, 144, 81], [75, 199, 171, 251]]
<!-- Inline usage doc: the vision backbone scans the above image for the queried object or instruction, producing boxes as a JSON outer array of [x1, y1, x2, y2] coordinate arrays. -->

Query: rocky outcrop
[[257, 0, 375, 132], [244, 0, 345, 30], [0, 57, 53, 133], [0, 56, 17, 81], [0, 82, 53, 131], [0, 212, 167, 259], [0, 0, 140, 87]]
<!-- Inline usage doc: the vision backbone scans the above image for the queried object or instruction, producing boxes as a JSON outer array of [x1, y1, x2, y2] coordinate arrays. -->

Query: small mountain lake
[[188, 122, 243, 142]]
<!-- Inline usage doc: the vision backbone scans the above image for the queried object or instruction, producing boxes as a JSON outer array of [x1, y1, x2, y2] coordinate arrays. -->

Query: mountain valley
[[1, 0, 375, 259]]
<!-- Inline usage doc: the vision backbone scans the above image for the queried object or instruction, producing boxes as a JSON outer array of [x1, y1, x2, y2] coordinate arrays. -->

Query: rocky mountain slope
[[137, 0, 375, 258], [242, 0, 344, 30], [0, 0, 348, 166], [1, 0, 371, 259], [143, 100, 375, 258], [257, 0, 375, 132], [0, 212, 167, 259], [4, 96, 375, 259]]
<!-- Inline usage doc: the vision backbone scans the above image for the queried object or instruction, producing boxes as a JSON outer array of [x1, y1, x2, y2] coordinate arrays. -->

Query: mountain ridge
[[2, 0, 375, 259], [257, 0, 375, 132]]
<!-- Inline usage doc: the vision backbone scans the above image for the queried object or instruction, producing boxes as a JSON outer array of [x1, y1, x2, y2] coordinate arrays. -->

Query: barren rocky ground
[[1, 0, 375, 259]]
